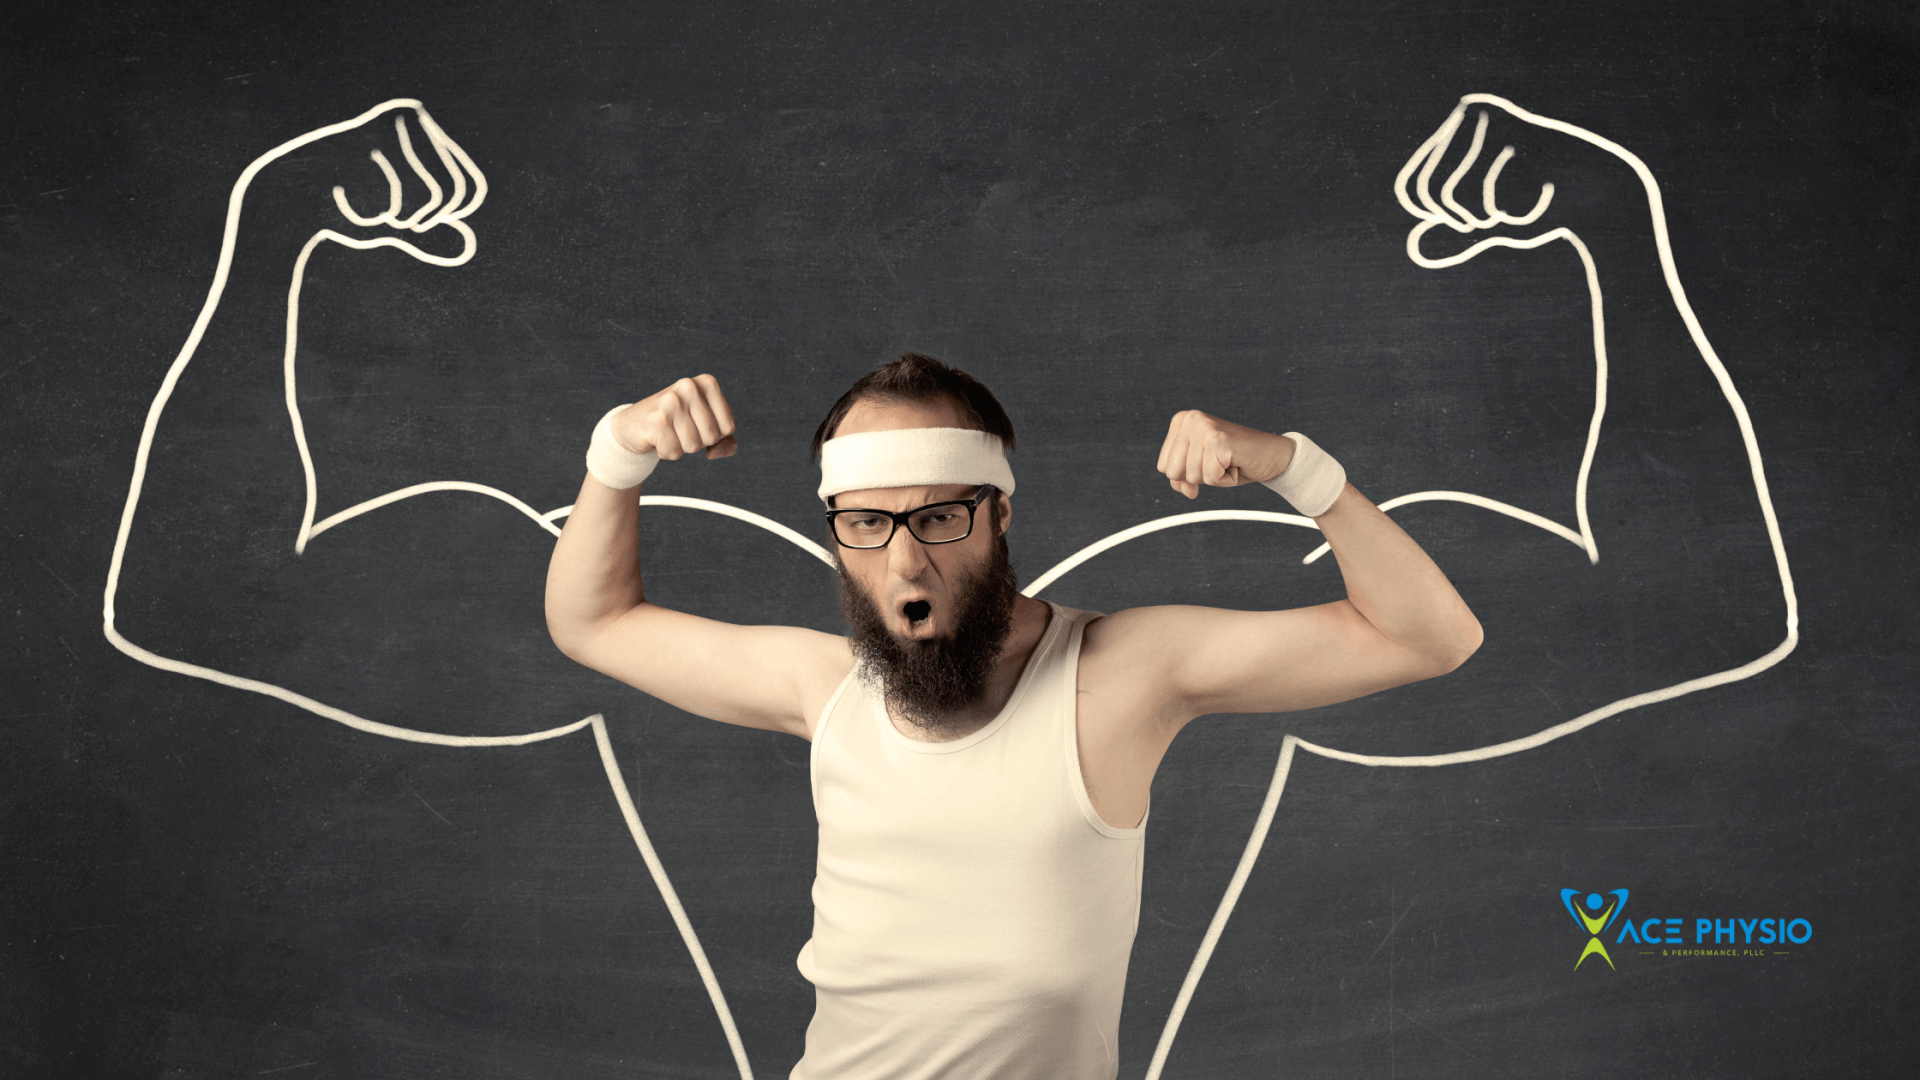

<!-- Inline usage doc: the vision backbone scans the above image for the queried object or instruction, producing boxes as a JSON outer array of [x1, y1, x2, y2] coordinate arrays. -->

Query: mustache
[[838, 535, 1019, 732]]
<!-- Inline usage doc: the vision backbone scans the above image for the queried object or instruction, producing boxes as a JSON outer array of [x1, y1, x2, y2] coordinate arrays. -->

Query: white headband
[[817, 427, 1016, 503]]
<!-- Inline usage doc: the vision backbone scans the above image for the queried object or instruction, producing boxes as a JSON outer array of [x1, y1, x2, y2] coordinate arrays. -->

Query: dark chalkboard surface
[[6, 2, 1915, 1077]]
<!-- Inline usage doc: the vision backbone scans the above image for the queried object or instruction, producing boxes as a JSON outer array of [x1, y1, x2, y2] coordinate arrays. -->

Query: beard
[[838, 532, 1020, 734]]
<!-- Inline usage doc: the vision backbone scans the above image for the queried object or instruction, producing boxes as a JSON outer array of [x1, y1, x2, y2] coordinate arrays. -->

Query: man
[[545, 353, 1481, 1079]]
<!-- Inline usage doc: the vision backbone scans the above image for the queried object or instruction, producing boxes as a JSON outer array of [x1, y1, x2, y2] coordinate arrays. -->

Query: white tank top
[[792, 603, 1146, 1080]]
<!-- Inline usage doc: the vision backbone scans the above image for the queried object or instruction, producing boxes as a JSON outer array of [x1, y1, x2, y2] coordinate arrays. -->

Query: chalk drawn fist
[[305, 101, 487, 268], [1393, 94, 1607, 270], [239, 99, 485, 269]]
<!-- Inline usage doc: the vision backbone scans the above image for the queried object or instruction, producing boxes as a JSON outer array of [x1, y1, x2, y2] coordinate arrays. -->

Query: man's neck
[[886, 594, 1053, 742]]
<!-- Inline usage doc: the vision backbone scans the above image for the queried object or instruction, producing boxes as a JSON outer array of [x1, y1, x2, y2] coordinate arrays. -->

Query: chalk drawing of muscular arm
[[1112, 94, 1800, 1076], [101, 99, 762, 1078]]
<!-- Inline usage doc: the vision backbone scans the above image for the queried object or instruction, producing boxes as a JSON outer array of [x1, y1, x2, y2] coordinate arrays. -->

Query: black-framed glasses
[[825, 486, 998, 550]]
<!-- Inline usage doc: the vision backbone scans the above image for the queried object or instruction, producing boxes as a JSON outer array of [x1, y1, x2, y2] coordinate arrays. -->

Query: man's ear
[[996, 492, 1013, 536]]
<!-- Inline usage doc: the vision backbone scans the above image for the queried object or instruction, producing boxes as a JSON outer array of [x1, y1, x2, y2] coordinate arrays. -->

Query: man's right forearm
[[544, 474, 648, 662]]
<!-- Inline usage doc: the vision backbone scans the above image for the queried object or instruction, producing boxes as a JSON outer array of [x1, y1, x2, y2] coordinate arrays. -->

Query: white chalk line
[[1141, 93, 1801, 1079], [100, 101, 756, 1078], [311, 481, 564, 540], [103, 95, 1799, 1079], [592, 714, 755, 1080]]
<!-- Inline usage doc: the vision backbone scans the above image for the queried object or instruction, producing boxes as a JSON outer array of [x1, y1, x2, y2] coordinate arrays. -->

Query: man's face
[[830, 398, 1021, 731], [835, 512, 1019, 732]]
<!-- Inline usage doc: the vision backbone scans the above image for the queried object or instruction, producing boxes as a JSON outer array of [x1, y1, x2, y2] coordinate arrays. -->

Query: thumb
[[1203, 431, 1239, 486], [1404, 212, 1567, 270]]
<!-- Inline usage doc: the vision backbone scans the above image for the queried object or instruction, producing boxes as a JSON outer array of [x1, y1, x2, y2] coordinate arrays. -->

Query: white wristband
[[585, 405, 659, 490], [1259, 432, 1346, 517]]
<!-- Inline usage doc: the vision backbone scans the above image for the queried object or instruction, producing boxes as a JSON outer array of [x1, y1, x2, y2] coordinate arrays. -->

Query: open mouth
[[903, 599, 932, 625]]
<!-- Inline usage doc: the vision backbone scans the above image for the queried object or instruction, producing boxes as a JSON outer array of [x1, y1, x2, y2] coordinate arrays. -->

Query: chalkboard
[[5, 1, 1915, 1077]]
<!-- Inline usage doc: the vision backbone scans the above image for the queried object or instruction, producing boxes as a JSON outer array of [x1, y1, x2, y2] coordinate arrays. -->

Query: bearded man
[[544, 353, 1481, 1080]]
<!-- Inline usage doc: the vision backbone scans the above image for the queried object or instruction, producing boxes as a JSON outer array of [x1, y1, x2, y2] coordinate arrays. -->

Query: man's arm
[[544, 375, 848, 738], [1097, 411, 1482, 725]]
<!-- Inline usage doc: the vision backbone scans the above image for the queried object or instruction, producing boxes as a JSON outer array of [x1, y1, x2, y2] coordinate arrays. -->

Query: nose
[[885, 521, 932, 581]]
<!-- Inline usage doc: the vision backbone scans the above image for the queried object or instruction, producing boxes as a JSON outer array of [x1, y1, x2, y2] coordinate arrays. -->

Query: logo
[[1561, 888, 1629, 970], [1556, 887, 1813, 968]]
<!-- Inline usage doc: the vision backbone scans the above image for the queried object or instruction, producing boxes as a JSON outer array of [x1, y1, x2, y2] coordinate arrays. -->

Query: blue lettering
[[1666, 918, 1684, 941], [1739, 918, 1758, 943], [1697, 918, 1712, 943], [1715, 919, 1736, 944], [1787, 918, 1812, 944], [1643, 918, 1665, 944], [1759, 918, 1776, 944], [1616, 918, 1643, 944]]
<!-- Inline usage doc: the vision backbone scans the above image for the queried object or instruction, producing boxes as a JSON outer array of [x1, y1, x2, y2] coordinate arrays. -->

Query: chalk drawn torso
[[103, 94, 1795, 1079]]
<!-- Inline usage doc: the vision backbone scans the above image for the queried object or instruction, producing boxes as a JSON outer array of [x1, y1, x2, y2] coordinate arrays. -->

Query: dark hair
[[810, 353, 1016, 459]]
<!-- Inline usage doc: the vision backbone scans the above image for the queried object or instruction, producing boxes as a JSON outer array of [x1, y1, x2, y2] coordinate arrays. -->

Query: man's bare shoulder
[[1082, 602, 1346, 653], [690, 619, 855, 741], [567, 607, 854, 740], [1079, 603, 1227, 656], [1076, 602, 1356, 723], [653, 618, 854, 741], [1075, 606, 1208, 715], [787, 624, 857, 740]]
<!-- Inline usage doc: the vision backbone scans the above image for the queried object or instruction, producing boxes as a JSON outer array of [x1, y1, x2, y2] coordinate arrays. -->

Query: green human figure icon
[[1561, 888, 1630, 969]]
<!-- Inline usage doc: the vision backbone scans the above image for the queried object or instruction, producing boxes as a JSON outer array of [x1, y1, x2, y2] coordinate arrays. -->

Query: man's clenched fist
[[1155, 410, 1296, 499], [614, 374, 739, 461]]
